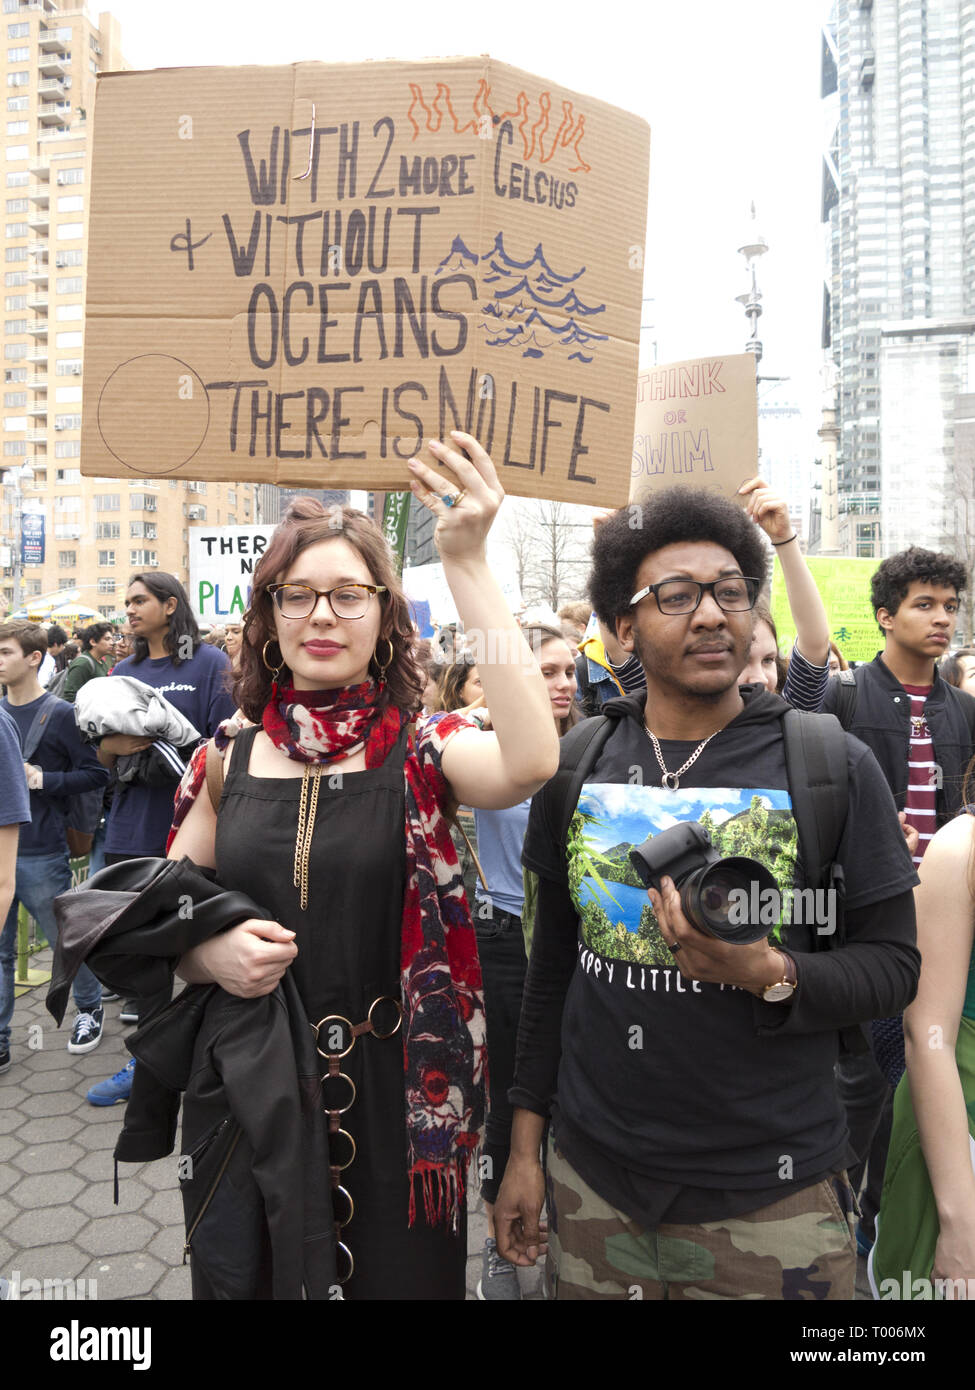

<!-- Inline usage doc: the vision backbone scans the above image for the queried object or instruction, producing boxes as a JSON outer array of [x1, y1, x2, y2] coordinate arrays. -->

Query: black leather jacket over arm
[[47, 857, 337, 1300]]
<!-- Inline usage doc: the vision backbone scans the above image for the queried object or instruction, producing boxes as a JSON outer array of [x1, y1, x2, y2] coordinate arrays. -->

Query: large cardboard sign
[[189, 524, 275, 622], [83, 60, 650, 506], [629, 353, 758, 504], [771, 556, 880, 664]]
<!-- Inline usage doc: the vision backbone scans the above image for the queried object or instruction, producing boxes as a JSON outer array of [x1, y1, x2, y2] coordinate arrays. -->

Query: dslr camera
[[628, 820, 777, 945]]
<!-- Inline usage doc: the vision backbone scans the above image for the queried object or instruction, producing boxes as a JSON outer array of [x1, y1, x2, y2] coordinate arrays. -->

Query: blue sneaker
[[86, 1057, 135, 1107]]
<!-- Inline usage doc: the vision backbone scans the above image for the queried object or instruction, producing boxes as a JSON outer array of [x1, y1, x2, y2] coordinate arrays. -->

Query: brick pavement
[[2, 944, 867, 1303]]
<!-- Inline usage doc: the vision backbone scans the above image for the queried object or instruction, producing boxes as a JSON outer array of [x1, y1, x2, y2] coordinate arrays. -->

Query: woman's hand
[[179, 918, 297, 996], [737, 476, 795, 546], [407, 431, 503, 561]]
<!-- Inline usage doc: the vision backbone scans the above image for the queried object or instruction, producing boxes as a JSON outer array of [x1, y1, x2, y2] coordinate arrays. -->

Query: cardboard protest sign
[[770, 556, 880, 664], [188, 524, 275, 622], [83, 59, 650, 506], [629, 353, 758, 504]]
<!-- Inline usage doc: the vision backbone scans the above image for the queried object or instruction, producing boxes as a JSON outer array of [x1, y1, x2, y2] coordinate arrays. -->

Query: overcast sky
[[99, 0, 835, 443]]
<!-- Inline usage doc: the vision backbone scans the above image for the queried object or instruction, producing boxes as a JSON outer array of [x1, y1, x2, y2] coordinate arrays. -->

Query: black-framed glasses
[[629, 576, 761, 615], [267, 583, 387, 621]]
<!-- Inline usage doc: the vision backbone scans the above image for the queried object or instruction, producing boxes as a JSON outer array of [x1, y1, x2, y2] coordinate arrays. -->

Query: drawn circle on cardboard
[[96, 355, 210, 475]]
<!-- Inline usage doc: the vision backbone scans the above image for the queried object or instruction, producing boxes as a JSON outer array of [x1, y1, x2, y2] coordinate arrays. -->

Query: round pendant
[[662, 772, 680, 791]]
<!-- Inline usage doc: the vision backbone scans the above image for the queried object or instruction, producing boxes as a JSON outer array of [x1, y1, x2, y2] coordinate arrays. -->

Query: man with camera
[[495, 488, 920, 1299]]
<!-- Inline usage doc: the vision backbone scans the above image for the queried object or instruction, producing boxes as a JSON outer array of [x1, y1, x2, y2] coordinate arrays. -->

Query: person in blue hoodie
[[0, 621, 109, 1064]]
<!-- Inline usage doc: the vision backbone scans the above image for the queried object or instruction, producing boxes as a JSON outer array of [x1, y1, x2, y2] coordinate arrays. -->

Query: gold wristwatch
[[761, 949, 797, 1003]]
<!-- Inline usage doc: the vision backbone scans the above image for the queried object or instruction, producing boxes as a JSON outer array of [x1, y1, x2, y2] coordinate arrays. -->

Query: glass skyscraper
[[821, 0, 975, 556]]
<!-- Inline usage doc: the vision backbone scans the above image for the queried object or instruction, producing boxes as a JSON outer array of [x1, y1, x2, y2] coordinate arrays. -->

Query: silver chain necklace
[[644, 725, 719, 791]]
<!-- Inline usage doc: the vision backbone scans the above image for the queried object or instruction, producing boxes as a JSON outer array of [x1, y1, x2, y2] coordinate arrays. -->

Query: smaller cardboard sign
[[21, 511, 45, 566], [188, 524, 275, 622], [629, 353, 758, 504], [770, 556, 880, 665]]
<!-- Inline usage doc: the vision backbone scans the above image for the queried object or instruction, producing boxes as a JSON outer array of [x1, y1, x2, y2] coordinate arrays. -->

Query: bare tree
[[531, 499, 591, 610], [500, 498, 593, 611], [502, 500, 540, 605]]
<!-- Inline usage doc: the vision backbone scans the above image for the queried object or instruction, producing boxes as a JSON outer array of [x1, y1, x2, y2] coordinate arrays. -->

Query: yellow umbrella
[[9, 588, 82, 622], [49, 602, 103, 625]]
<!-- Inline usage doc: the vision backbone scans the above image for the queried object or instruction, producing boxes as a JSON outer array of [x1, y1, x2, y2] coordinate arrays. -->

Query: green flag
[[382, 491, 411, 574]]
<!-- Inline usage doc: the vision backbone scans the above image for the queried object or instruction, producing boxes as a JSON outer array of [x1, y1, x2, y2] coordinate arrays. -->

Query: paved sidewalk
[[1, 945, 543, 1302], [3, 944, 868, 1303]]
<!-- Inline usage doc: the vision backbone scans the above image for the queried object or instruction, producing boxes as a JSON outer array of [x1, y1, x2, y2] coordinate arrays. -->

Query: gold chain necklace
[[293, 763, 323, 911], [643, 724, 719, 791]]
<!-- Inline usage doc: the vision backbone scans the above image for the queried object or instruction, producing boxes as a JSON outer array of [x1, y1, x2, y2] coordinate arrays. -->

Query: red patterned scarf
[[170, 680, 486, 1230]]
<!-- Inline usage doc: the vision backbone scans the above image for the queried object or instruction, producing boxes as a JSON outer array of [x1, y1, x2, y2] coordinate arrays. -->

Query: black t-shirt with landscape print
[[514, 686, 920, 1225]]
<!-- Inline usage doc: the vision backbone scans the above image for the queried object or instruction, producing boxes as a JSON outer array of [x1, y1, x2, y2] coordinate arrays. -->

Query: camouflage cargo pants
[[545, 1135, 857, 1300]]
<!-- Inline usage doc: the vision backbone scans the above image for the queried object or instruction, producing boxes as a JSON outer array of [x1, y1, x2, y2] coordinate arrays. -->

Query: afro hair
[[588, 488, 770, 628]]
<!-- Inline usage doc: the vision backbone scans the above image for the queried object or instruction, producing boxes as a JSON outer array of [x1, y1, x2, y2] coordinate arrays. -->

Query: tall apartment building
[[0, 2, 258, 621], [819, 0, 975, 557]]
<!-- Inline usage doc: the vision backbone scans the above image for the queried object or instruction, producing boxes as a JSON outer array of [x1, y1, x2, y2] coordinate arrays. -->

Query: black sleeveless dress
[[215, 724, 467, 1300]]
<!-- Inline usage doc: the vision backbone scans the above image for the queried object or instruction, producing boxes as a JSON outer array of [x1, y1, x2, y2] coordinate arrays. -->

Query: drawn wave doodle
[[440, 231, 607, 363]]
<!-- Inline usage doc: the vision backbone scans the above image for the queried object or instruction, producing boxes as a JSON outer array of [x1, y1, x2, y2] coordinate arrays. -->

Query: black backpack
[[537, 705, 865, 1050]]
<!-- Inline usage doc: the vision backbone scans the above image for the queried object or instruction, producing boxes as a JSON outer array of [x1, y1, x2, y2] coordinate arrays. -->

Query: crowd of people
[[0, 438, 973, 1303]]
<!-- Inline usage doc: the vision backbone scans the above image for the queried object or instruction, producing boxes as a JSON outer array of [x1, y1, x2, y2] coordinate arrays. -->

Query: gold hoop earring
[[262, 639, 283, 680], [374, 637, 395, 681]]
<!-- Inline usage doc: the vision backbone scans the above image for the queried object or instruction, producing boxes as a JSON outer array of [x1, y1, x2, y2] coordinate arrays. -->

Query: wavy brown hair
[[753, 598, 787, 693], [433, 655, 479, 713], [234, 498, 424, 723]]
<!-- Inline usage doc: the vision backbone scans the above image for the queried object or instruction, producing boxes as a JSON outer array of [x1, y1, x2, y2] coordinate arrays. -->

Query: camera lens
[[680, 859, 778, 945]]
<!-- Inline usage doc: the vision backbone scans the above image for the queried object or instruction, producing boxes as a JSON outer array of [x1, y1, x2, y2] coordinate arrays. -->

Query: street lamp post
[[3, 462, 35, 615], [736, 204, 768, 367]]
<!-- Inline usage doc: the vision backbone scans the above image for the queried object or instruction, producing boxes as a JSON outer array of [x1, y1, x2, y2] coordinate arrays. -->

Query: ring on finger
[[441, 489, 467, 508], [669, 939, 682, 954]]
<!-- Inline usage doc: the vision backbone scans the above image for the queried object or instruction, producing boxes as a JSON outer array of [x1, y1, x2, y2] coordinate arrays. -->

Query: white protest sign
[[189, 525, 275, 622]]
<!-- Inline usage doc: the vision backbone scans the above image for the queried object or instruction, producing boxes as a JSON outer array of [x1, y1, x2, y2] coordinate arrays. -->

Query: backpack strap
[[833, 667, 858, 730], [539, 714, 617, 875], [21, 692, 57, 763], [782, 708, 849, 945], [948, 683, 975, 752], [782, 707, 867, 1054], [205, 737, 225, 814]]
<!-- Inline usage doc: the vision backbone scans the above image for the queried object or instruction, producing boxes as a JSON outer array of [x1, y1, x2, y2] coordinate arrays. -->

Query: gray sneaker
[[476, 1237, 521, 1301]]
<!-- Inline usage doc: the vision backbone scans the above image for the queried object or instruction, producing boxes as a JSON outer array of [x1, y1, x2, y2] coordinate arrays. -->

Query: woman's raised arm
[[905, 814, 975, 1285], [408, 432, 559, 810]]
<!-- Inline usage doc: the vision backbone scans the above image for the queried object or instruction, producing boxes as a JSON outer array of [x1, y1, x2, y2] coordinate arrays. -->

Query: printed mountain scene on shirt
[[567, 783, 799, 965]]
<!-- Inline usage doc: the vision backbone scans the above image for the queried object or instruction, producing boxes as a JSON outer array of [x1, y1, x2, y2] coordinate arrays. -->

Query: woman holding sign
[[167, 432, 559, 1301]]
